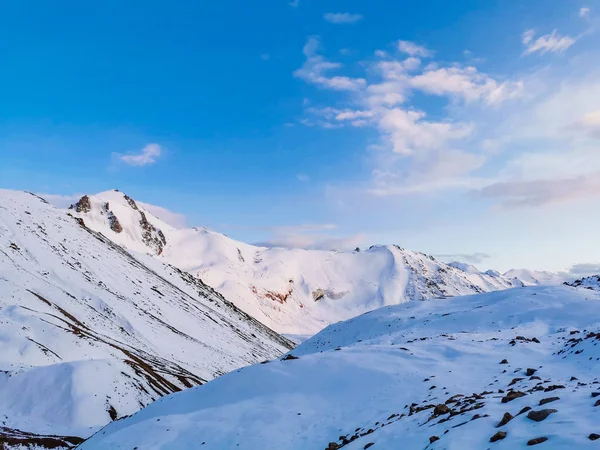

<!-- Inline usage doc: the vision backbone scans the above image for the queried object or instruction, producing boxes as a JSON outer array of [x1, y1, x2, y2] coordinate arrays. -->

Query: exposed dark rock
[[72, 195, 92, 213], [327, 443, 340, 450], [526, 368, 537, 376], [497, 412, 514, 427], [139, 211, 167, 255], [595, 399, 600, 407], [526, 409, 557, 422], [517, 406, 532, 416], [281, 354, 299, 361], [500, 359, 509, 364], [591, 392, 600, 398], [544, 385, 565, 392], [364, 444, 375, 449], [589, 434, 600, 441], [107, 210, 123, 233], [429, 436, 440, 444], [527, 437, 548, 446], [539, 397, 559, 406], [501, 391, 526, 403], [509, 378, 524, 386], [490, 431, 507, 443], [433, 404, 450, 416], [124, 194, 139, 210]]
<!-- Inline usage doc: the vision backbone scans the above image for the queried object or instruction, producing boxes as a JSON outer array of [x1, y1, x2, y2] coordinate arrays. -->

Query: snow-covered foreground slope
[[80, 284, 600, 449], [70, 191, 532, 335], [0, 190, 292, 446]]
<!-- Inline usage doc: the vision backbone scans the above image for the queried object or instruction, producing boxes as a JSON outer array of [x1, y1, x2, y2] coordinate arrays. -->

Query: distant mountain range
[[69, 190, 565, 334]]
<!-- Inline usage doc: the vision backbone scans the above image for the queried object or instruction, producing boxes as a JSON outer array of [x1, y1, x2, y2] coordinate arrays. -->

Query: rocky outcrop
[[123, 194, 139, 211], [70, 195, 92, 213], [312, 289, 348, 302], [139, 211, 167, 255]]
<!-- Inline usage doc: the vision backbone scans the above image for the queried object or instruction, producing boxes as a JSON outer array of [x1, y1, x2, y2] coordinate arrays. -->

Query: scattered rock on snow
[[433, 404, 450, 416], [527, 437, 548, 446], [490, 431, 507, 443], [429, 436, 440, 444], [526, 409, 557, 422], [501, 391, 526, 403], [539, 397, 559, 406], [497, 412, 514, 427]]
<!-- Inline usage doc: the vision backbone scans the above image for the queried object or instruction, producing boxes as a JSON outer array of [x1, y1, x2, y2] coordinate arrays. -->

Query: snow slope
[[70, 191, 529, 335], [0, 190, 292, 445], [79, 284, 600, 449]]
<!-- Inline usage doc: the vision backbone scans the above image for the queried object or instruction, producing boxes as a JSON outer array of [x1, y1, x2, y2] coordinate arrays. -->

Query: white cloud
[[436, 252, 491, 264], [38, 193, 83, 209], [579, 7, 591, 18], [476, 172, 600, 207], [324, 13, 363, 24], [137, 202, 189, 228], [397, 40, 432, 57], [522, 29, 577, 55], [568, 262, 600, 277], [377, 108, 473, 155], [118, 143, 162, 167], [409, 66, 523, 105], [572, 110, 600, 137], [297, 173, 310, 182], [294, 37, 367, 91]]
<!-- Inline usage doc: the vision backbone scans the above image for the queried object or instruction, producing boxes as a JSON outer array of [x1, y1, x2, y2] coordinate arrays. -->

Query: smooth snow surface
[[80, 284, 600, 450], [0, 190, 291, 441], [70, 191, 544, 335]]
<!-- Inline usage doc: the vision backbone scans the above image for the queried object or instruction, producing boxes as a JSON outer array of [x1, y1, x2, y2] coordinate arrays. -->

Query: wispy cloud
[[567, 262, 600, 277], [38, 193, 83, 209], [436, 252, 491, 264], [580, 7, 591, 18], [397, 40, 432, 57], [289, 0, 300, 7], [137, 201, 188, 228], [294, 36, 366, 91], [475, 173, 600, 208], [297, 173, 310, 182], [324, 13, 363, 24], [117, 143, 162, 167], [522, 29, 577, 55]]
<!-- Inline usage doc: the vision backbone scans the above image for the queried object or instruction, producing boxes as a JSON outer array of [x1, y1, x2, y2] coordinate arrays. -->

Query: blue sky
[[1, 0, 600, 274]]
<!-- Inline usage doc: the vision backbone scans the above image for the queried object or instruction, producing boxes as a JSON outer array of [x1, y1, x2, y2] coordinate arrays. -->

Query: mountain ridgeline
[[66, 190, 564, 335]]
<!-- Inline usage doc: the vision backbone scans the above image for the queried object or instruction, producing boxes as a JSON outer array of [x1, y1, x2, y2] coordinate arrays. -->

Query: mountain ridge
[[0, 189, 291, 446], [66, 190, 564, 335]]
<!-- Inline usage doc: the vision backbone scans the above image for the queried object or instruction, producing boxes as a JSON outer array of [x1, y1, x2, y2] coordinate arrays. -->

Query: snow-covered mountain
[[504, 268, 566, 286], [69, 190, 532, 335], [79, 283, 600, 450], [0, 190, 292, 447], [567, 275, 600, 291]]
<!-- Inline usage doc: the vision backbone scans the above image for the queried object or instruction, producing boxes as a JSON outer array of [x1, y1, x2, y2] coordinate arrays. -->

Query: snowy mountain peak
[[503, 268, 566, 286], [69, 191, 171, 256]]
